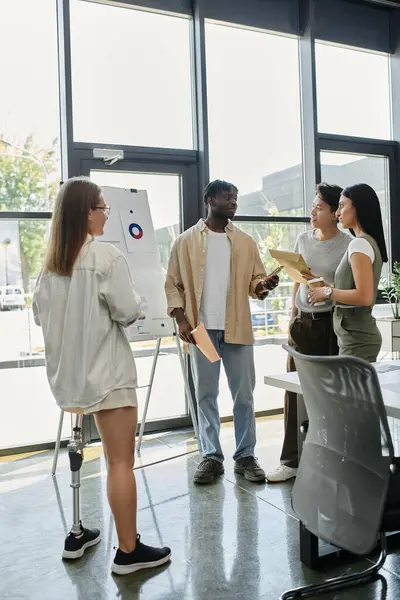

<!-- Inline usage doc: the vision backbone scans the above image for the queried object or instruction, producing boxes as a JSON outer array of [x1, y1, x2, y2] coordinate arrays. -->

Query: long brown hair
[[45, 177, 102, 276]]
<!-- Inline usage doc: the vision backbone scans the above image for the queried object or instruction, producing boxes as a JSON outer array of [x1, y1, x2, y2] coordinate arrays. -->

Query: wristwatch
[[324, 286, 333, 298]]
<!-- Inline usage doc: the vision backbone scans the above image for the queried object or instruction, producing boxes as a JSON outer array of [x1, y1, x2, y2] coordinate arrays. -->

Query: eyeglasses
[[93, 204, 111, 218]]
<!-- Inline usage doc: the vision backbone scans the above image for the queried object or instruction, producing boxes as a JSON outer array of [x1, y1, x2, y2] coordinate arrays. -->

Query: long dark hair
[[342, 183, 388, 263], [45, 177, 102, 276]]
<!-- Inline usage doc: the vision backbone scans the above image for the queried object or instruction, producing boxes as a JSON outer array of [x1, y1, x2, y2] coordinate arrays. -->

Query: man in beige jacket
[[165, 180, 279, 484]]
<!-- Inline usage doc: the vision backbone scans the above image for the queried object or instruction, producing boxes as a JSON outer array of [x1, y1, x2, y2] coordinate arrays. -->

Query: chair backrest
[[285, 345, 394, 555]]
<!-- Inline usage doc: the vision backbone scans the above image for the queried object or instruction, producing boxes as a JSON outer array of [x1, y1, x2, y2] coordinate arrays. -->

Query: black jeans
[[280, 311, 338, 469]]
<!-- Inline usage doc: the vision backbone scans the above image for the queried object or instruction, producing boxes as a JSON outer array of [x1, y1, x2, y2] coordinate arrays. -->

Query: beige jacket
[[165, 219, 267, 345]]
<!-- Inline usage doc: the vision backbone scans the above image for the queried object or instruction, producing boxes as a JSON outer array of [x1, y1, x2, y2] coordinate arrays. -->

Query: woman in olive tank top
[[309, 183, 388, 362]]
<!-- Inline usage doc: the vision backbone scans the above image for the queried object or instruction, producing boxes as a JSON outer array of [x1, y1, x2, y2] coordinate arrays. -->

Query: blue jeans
[[189, 330, 256, 463]]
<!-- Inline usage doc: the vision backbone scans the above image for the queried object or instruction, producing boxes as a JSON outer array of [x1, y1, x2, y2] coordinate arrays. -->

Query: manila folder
[[191, 323, 221, 363], [269, 249, 310, 284]]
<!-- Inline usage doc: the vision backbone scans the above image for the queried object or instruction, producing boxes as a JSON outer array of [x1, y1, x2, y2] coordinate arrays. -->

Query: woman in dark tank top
[[309, 183, 388, 362]]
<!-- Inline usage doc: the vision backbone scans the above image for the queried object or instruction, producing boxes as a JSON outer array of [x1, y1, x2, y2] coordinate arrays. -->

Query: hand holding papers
[[269, 249, 311, 284], [191, 324, 221, 363]]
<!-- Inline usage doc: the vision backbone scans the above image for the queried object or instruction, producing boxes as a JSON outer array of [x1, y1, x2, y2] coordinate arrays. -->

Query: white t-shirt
[[199, 230, 231, 330], [348, 237, 375, 264]]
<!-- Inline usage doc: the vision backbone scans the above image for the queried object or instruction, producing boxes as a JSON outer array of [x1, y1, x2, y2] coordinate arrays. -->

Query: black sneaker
[[193, 458, 224, 484], [234, 456, 266, 483], [62, 522, 101, 559], [111, 535, 171, 575]]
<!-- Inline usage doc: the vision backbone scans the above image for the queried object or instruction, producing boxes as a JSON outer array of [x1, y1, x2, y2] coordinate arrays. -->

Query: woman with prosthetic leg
[[33, 177, 171, 574]]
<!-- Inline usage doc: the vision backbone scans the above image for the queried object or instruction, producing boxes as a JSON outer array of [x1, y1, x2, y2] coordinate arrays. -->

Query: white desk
[[264, 360, 400, 419]]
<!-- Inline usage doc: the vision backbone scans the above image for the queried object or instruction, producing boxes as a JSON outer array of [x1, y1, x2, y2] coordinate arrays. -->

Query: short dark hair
[[203, 180, 238, 205], [342, 183, 388, 263], [316, 182, 343, 212]]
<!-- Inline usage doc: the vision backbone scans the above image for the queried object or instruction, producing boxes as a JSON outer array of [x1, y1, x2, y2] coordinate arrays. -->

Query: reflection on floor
[[1, 416, 400, 599]]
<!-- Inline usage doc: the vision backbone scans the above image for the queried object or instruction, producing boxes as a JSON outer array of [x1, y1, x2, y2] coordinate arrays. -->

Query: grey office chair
[[280, 346, 400, 600]]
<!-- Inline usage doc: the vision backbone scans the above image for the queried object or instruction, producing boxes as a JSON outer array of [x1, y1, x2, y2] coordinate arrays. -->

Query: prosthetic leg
[[69, 415, 84, 535], [62, 414, 101, 559]]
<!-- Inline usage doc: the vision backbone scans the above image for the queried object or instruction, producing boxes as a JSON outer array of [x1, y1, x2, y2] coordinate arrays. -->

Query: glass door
[[80, 159, 199, 435]]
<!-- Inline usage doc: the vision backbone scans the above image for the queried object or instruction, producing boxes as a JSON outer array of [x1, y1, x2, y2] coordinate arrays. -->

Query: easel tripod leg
[[135, 325, 200, 455], [52, 409, 65, 475], [137, 337, 162, 452], [174, 324, 200, 446]]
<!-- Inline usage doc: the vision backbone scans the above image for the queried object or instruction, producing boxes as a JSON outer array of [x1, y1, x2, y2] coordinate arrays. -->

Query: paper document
[[191, 323, 221, 363], [269, 249, 310, 284]]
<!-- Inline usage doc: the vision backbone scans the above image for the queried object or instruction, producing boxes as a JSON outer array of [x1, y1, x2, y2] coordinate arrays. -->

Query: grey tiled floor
[[1, 417, 400, 599]]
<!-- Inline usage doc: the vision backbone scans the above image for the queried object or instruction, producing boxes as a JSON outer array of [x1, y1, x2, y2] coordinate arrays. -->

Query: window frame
[[3, 0, 400, 453]]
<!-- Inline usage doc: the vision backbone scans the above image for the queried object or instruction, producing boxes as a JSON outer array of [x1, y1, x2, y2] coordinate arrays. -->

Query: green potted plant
[[381, 261, 400, 319]]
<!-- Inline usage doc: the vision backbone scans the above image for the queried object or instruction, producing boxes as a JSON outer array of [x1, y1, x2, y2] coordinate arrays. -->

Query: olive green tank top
[[334, 233, 382, 308]]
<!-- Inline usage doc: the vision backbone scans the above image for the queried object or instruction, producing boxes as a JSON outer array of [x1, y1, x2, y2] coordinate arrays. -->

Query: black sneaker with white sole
[[234, 456, 266, 482], [62, 522, 101, 560], [193, 458, 224, 484], [111, 534, 171, 576]]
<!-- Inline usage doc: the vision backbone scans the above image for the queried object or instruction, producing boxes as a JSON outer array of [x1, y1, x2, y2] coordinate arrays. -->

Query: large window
[[0, 0, 61, 211], [205, 20, 305, 417], [230, 221, 307, 414], [0, 0, 61, 451], [320, 151, 391, 278], [0, 220, 61, 451], [315, 42, 391, 140], [70, 1, 194, 149], [205, 22, 303, 217], [90, 169, 186, 422], [236, 221, 307, 336], [2, 0, 400, 451]]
